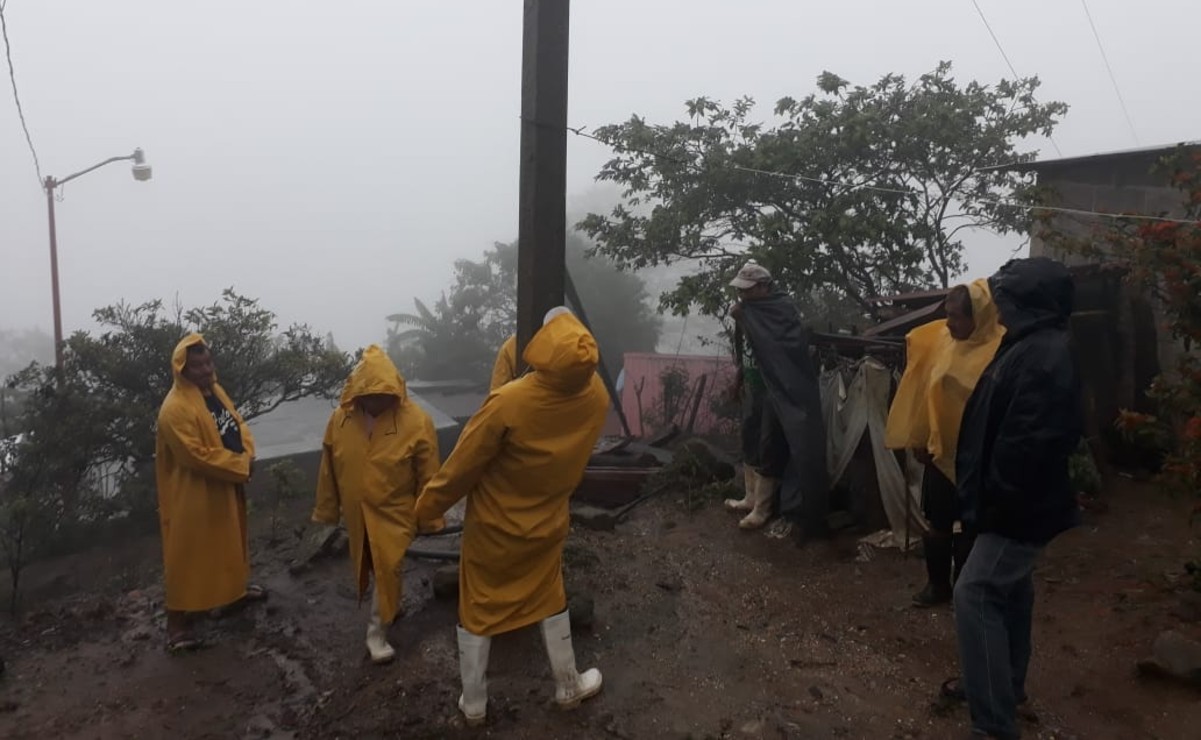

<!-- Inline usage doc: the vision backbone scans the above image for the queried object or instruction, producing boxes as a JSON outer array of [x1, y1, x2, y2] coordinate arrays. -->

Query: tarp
[[737, 293, 829, 531], [820, 359, 928, 547]]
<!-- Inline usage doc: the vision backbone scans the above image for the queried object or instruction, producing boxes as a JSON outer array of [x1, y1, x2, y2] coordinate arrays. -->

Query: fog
[[1, 0, 1197, 363]]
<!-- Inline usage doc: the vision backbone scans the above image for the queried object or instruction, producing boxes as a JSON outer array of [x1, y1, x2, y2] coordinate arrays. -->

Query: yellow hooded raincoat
[[313, 346, 439, 624], [489, 335, 518, 392], [885, 278, 1005, 482], [156, 333, 256, 612], [415, 314, 608, 636]]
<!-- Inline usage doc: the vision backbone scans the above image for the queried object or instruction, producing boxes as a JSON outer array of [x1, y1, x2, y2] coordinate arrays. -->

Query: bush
[[0, 290, 351, 609]]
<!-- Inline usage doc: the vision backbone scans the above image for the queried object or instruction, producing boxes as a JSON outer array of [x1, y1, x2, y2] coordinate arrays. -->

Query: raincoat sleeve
[[158, 403, 251, 484], [489, 337, 517, 392], [415, 395, 507, 528], [412, 413, 445, 532], [240, 417, 256, 459], [414, 414, 441, 491], [312, 416, 341, 525], [985, 349, 1081, 500], [884, 321, 941, 451]]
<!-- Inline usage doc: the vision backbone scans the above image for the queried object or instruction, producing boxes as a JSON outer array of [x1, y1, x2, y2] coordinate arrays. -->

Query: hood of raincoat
[[339, 345, 408, 408], [962, 278, 1003, 345], [171, 333, 211, 390], [990, 257, 1074, 344], [523, 313, 599, 393]]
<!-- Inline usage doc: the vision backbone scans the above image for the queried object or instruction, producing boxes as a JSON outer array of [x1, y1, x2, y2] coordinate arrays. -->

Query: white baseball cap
[[729, 261, 772, 290], [543, 306, 573, 325]]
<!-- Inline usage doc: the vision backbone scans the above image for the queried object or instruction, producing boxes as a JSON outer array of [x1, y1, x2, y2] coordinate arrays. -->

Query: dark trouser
[[921, 465, 976, 591], [740, 383, 766, 466], [954, 533, 1042, 740], [741, 385, 788, 478], [757, 399, 789, 480], [922, 463, 959, 533]]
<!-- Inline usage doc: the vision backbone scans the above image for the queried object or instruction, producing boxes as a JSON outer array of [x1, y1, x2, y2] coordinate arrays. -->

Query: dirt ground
[[1, 478, 1199, 740]]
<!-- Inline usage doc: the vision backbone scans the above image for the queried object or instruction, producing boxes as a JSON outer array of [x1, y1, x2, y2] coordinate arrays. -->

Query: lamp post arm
[[51, 154, 137, 189]]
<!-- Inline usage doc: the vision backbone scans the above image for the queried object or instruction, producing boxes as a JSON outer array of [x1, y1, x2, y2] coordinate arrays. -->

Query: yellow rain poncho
[[885, 279, 1005, 482], [156, 333, 256, 612], [415, 313, 608, 636], [313, 346, 440, 624], [489, 335, 518, 392]]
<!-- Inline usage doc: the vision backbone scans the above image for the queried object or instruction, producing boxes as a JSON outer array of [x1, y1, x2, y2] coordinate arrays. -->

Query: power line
[[1079, 0, 1139, 145], [553, 120, 1201, 227], [969, 0, 1021, 83], [0, 0, 43, 185], [968, 0, 1065, 158]]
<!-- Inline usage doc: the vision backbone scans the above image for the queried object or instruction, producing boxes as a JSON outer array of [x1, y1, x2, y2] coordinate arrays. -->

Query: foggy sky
[[1, 0, 1197, 360]]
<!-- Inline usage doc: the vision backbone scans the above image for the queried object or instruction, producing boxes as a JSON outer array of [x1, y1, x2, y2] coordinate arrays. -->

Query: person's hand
[[417, 516, 446, 535], [730, 301, 744, 321]]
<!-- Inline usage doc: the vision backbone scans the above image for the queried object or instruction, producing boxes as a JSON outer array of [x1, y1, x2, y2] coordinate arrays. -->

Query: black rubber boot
[[790, 516, 828, 548], [913, 535, 954, 607], [952, 531, 977, 585]]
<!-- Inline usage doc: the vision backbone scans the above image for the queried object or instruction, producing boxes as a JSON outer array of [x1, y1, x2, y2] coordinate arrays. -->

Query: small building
[[620, 352, 738, 438], [987, 142, 1201, 456]]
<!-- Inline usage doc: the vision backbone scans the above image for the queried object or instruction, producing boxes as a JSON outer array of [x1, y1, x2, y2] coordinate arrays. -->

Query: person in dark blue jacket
[[953, 257, 1082, 740]]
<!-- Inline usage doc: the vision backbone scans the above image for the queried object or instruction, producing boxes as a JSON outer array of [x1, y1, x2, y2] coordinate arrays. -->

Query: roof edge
[[982, 141, 1201, 173]]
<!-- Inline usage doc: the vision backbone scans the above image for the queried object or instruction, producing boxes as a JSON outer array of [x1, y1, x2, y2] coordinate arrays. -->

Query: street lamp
[[44, 148, 152, 374]]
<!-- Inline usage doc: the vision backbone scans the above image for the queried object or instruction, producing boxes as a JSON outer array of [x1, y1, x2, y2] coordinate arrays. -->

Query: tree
[[579, 63, 1067, 322], [0, 414, 79, 612], [2, 290, 352, 556], [386, 294, 497, 383], [388, 234, 661, 384]]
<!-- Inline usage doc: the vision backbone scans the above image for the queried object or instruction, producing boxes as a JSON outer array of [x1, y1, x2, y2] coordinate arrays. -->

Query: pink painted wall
[[621, 352, 737, 437]]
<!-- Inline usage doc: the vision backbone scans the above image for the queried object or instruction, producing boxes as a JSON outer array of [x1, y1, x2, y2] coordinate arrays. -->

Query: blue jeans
[[954, 533, 1042, 740]]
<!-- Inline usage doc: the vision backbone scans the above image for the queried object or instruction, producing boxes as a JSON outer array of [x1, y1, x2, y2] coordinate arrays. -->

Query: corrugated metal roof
[[983, 141, 1201, 173], [863, 300, 944, 337]]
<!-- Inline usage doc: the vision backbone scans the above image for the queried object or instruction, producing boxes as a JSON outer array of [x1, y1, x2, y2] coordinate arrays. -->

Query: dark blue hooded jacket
[[956, 257, 1083, 545]]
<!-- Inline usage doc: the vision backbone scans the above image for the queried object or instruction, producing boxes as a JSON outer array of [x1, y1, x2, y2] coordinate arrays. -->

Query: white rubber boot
[[540, 610, 602, 709], [456, 626, 491, 727], [724, 466, 758, 512], [739, 474, 777, 530], [366, 588, 396, 664]]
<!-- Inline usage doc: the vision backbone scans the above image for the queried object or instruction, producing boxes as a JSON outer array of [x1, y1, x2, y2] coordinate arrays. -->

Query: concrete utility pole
[[515, 0, 570, 366]]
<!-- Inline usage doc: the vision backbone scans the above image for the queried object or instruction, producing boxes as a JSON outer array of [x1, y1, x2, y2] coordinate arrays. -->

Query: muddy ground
[[1, 479, 1199, 740]]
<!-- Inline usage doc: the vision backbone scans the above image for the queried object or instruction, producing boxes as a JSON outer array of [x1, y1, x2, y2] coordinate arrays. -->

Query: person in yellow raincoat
[[885, 279, 1004, 606], [156, 334, 265, 653], [312, 346, 439, 664], [489, 334, 518, 391], [415, 307, 609, 726]]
